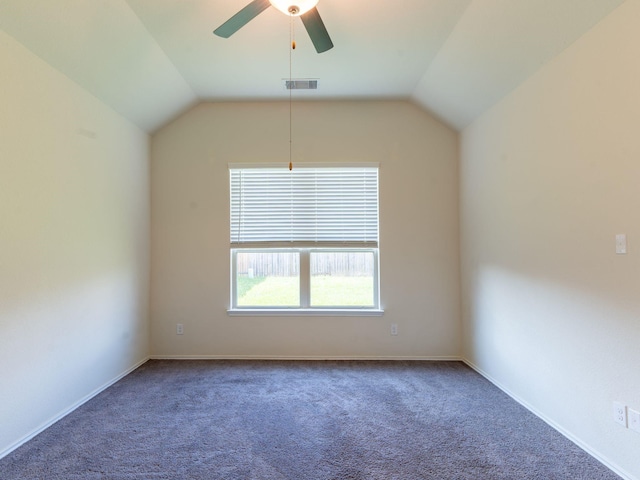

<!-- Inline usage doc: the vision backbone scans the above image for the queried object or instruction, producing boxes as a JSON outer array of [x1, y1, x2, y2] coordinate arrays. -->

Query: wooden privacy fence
[[237, 251, 374, 277]]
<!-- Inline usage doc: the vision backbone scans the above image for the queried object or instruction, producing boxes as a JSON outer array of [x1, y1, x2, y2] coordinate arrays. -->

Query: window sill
[[227, 308, 384, 317]]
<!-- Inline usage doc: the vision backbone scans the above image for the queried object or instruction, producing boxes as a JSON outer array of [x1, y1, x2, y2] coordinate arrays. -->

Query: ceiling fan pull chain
[[292, 14, 296, 50]]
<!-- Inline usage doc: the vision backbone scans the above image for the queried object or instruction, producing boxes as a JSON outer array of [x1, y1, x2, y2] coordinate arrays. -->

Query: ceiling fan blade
[[214, 0, 271, 38], [300, 7, 334, 53]]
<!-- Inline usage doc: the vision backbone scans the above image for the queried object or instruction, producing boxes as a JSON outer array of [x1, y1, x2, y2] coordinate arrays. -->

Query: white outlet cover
[[629, 409, 640, 433], [613, 401, 627, 427]]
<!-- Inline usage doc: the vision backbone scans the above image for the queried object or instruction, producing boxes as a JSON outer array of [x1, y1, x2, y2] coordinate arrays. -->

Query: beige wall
[[460, 2, 640, 479], [150, 100, 460, 359], [0, 31, 150, 456]]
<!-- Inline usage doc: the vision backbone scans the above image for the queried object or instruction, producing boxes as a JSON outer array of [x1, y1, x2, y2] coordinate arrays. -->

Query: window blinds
[[230, 165, 379, 246]]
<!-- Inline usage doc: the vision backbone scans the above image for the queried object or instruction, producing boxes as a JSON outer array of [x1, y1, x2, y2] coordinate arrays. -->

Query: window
[[229, 164, 381, 314]]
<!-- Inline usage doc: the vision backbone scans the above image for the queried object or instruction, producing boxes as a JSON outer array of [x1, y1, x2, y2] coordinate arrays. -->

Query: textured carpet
[[0, 360, 621, 479]]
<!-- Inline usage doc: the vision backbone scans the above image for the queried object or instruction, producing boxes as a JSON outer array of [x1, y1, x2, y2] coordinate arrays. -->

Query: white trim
[[150, 355, 462, 361], [231, 248, 381, 311], [462, 358, 636, 480], [0, 357, 150, 461], [227, 308, 385, 316], [299, 249, 311, 308]]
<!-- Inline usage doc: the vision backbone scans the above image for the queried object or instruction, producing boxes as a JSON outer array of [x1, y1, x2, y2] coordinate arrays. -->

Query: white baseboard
[[0, 356, 150, 461], [149, 354, 463, 361], [461, 358, 637, 480]]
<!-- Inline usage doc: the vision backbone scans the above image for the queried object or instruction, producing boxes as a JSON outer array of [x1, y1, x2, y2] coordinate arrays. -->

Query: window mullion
[[299, 249, 310, 308]]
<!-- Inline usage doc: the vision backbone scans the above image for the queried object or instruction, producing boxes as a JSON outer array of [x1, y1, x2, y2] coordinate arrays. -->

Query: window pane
[[236, 252, 300, 307], [310, 251, 375, 307]]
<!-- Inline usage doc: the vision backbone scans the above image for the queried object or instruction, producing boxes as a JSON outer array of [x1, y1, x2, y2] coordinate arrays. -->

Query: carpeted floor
[[0, 360, 622, 479]]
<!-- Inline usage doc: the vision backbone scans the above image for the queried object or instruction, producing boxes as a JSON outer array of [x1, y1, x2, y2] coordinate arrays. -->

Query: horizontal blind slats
[[230, 166, 379, 245]]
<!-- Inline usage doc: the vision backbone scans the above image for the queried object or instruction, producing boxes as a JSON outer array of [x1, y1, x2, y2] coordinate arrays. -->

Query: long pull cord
[[289, 13, 294, 171]]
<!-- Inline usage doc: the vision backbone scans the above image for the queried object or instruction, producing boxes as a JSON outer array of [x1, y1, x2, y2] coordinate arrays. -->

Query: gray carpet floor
[[0, 360, 621, 479]]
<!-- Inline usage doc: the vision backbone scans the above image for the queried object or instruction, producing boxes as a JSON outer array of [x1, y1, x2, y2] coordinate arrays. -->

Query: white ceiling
[[0, 0, 626, 132]]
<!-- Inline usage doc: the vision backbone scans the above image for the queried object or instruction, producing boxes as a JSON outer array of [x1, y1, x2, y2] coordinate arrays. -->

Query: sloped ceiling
[[0, 0, 626, 132]]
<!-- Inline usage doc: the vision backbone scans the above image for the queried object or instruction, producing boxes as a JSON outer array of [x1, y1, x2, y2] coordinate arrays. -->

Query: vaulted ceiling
[[0, 0, 625, 132]]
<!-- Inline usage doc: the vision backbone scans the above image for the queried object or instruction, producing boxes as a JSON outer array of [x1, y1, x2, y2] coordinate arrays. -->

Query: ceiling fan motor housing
[[269, 0, 319, 16]]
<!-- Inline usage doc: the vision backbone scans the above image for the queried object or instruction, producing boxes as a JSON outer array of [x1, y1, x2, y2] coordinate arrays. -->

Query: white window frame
[[229, 247, 381, 315], [228, 163, 383, 316]]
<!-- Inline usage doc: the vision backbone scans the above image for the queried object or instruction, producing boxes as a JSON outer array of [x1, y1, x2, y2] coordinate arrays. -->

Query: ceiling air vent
[[285, 79, 318, 90]]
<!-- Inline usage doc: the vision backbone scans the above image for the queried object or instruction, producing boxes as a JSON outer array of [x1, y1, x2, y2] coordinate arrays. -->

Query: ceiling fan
[[214, 0, 334, 53]]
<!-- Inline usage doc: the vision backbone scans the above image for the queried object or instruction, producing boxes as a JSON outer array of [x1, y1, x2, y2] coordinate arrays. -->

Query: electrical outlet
[[176, 323, 184, 335], [629, 408, 640, 434], [613, 401, 627, 427], [391, 323, 398, 336]]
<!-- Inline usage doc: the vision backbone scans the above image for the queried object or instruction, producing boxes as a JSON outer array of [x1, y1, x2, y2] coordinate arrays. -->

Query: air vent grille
[[285, 79, 318, 90]]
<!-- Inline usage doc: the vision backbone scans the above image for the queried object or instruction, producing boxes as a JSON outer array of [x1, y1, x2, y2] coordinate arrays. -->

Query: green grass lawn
[[310, 276, 374, 306], [237, 276, 299, 306], [237, 275, 373, 307], [236, 275, 268, 299]]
